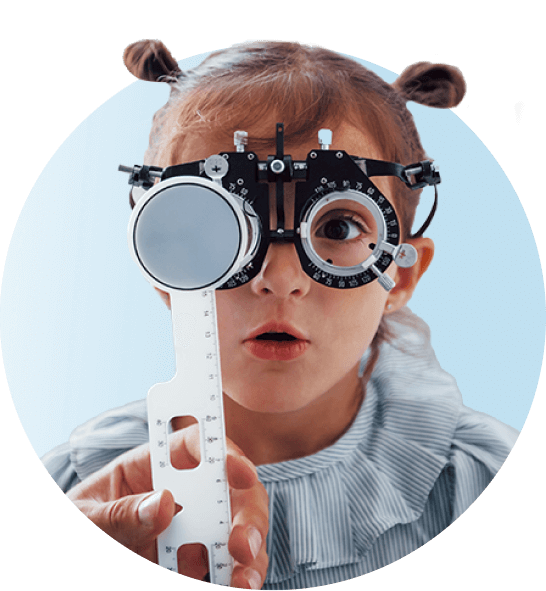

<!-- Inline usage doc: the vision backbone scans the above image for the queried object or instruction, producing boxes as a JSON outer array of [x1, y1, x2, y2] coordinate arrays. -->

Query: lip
[[246, 321, 309, 342], [243, 321, 310, 361]]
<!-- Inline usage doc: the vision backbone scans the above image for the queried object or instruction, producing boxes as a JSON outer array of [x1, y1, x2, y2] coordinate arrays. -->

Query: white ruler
[[147, 289, 233, 584]]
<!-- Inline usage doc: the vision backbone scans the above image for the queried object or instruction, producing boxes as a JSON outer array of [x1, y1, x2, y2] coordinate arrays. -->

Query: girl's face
[[171, 121, 427, 414]]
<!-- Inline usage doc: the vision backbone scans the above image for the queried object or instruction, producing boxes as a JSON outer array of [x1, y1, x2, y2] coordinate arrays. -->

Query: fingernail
[[246, 569, 262, 590], [248, 527, 262, 560], [138, 492, 161, 527]]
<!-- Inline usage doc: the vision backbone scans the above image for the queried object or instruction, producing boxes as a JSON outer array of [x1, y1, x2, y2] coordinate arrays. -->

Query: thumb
[[81, 489, 176, 551]]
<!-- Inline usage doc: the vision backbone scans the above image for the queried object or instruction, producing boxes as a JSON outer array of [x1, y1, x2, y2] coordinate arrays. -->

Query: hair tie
[[123, 39, 182, 83], [392, 62, 466, 109]]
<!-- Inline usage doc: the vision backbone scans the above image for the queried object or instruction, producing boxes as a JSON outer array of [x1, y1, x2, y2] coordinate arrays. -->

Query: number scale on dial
[[147, 289, 233, 585]]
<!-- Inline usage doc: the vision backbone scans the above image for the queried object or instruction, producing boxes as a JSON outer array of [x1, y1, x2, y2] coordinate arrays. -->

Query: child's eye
[[310, 208, 377, 268], [319, 217, 364, 241], [315, 213, 369, 242]]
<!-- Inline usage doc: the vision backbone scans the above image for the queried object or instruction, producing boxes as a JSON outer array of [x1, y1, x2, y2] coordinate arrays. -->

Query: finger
[[231, 566, 262, 589], [168, 423, 201, 469], [116, 424, 202, 494], [226, 452, 259, 490], [229, 524, 265, 567], [76, 489, 176, 554], [170, 429, 257, 490], [231, 548, 269, 590], [229, 482, 269, 566]]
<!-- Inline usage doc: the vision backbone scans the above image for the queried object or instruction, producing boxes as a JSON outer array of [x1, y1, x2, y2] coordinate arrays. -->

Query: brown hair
[[123, 40, 466, 378]]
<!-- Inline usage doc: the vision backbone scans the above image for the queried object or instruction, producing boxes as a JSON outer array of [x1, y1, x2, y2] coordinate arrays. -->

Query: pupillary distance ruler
[[147, 289, 233, 584]]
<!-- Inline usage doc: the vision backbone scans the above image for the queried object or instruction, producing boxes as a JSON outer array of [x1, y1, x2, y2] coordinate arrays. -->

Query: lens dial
[[296, 180, 400, 289], [129, 177, 248, 291]]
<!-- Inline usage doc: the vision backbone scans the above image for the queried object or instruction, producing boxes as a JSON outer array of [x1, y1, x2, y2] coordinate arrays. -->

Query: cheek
[[322, 285, 388, 350], [214, 291, 253, 398], [215, 290, 249, 347]]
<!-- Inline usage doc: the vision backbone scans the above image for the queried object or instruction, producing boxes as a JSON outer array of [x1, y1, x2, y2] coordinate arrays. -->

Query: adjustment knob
[[318, 129, 332, 150], [371, 265, 396, 291], [234, 130, 248, 152], [394, 243, 418, 268]]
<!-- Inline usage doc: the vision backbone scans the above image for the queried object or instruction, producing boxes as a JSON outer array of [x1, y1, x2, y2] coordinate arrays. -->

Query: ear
[[393, 62, 466, 109], [123, 39, 182, 82], [384, 237, 434, 313]]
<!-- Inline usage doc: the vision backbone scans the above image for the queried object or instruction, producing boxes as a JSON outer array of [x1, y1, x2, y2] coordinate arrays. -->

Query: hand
[[67, 424, 269, 588]]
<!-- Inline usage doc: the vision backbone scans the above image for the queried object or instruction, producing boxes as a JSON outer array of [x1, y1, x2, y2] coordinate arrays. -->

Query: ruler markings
[[147, 289, 233, 585]]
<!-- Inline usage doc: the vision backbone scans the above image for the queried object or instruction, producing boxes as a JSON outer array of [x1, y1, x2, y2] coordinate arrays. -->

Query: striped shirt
[[42, 308, 518, 588]]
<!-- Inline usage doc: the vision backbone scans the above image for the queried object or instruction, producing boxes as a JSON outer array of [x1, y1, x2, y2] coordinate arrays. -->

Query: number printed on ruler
[[147, 289, 233, 585]]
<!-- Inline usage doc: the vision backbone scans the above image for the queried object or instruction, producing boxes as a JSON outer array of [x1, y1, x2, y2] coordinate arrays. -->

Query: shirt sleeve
[[40, 399, 149, 493], [449, 405, 519, 521], [41, 442, 82, 493]]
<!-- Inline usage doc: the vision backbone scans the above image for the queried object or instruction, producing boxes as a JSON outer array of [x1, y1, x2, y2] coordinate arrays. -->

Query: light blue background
[[1, 51, 544, 458]]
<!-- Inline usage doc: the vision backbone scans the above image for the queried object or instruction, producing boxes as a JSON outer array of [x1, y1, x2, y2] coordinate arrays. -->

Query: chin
[[228, 388, 316, 415]]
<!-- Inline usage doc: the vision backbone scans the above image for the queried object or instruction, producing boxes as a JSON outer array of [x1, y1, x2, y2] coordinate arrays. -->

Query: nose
[[250, 242, 311, 298]]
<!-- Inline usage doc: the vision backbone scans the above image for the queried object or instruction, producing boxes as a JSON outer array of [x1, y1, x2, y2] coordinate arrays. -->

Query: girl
[[42, 40, 518, 589]]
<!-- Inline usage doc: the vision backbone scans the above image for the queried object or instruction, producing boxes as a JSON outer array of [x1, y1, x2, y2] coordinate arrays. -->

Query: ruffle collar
[[256, 308, 463, 583]]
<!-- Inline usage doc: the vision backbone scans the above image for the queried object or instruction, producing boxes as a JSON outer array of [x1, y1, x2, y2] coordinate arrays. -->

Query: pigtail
[[123, 39, 182, 83], [393, 62, 466, 108]]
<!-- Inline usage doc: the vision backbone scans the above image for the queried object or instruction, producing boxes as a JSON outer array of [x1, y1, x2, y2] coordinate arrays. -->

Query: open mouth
[[244, 326, 309, 361], [255, 332, 298, 342]]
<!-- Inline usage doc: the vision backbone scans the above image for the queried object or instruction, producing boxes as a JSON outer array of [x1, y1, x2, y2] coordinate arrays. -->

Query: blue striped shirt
[[42, 308, 518, 588]]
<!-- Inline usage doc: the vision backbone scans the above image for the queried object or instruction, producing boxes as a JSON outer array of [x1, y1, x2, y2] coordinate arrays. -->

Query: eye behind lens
[[299, 188, 390, 277]]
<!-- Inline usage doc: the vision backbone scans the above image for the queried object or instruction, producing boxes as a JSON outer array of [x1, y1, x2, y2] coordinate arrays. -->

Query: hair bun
[[123, 39, 181, 82], [393, 62, 466, 108]]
